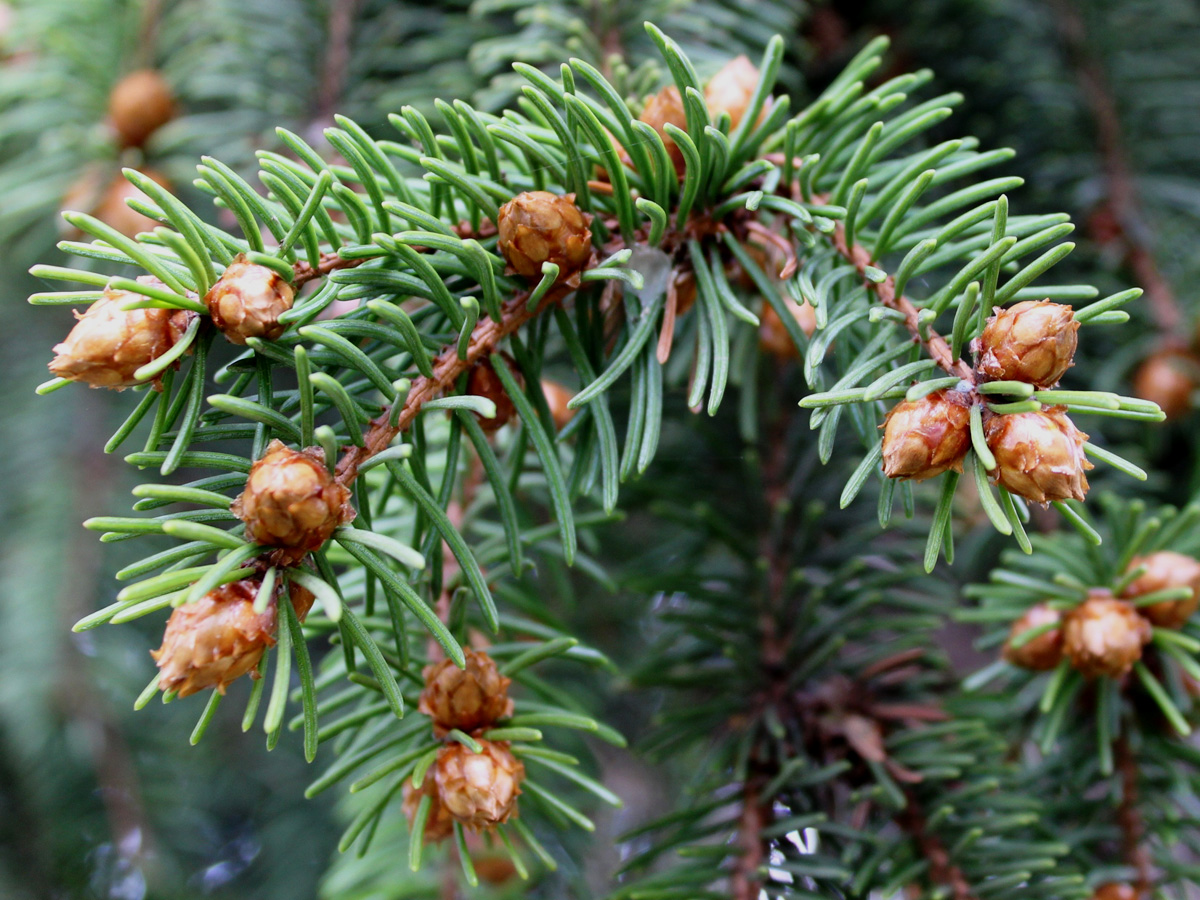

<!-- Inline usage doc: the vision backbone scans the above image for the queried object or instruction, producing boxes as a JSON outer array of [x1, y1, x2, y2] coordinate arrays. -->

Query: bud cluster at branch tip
[[204, 254, 295, 345], [975, 300, 1079, 388], [496, 191, 593, 286], [984, 407, 1092, 504], [48, 277, 192, 389], [406, 648, 524, 841], [108, 69, 176, 148], [231, 440, 355, 565], [151, 578, 314, 698]]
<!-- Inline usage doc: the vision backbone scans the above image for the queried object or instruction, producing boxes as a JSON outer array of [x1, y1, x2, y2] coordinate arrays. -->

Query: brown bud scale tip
[[880, 389, 971, 481], [231, 440, 354, 563], [151, 579, 314, 698], [466, 358, 520, 432], [205, 254, 295, 345], [496, 191, 593, 285], [419, 648, 514, 738], [1002, 603, 1064, 671], [402, 771, 456, 844], [639, 86, 689, 177], [1122, 551, 1200, 629], [705, 55, 769, 131], [1062, 594, 1151, 678], [758, 300, 816, 360], [975, 299, 1079, 388], [435, 740, 525, 831], [984, 406, 1092, 504], [49, 279, 191, 389]]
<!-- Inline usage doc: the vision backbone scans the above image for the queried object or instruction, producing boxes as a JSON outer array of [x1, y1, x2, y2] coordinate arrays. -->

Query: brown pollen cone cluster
[[434, 740, 525, 832], [496, 191, 593, 286], [204, 255, 295, 345], [405, 649, 524, 840], [467, 358, 520, 432], [419, 648, 515, 737], [1122, 550, 1200, 629], [880, 389, 971, 481], [49, 279, 191, 389], [231, 440, 355, 564], [976, 300, 1079, 388], [1061, 592, 1151, 678], [984, 406, 1092, 503], [1002, 603, 1063, 671], [402, 771, 457, 844], [108, 69, 176, 148], [152, 578, 314, 697]]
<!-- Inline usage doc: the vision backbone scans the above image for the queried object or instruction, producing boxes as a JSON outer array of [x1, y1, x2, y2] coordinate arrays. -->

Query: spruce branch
[[1115, 735, 1153, 898], [1052, 0, 1182, 338]]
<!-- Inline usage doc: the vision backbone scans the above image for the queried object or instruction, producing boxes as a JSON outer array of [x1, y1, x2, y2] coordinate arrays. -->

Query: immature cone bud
[[541, 379, 576, 430], [467, 359, 520, 432], [231, 440, 354, 560], [880, 390, 971, 481], [496, 191, 593, 284], [1002, 603, 1064, 671], [1062, 594, 1151, 678], [151, 579, 314, 698], [435, 740, 525, 831], [402, 771, 455, 844], [705, 55, 769, 130], [976, 300, 1079, 387], [1091, 885, 1136, 900], [758, 301, 816, 359], [418, 648, 514, 737], [984, 407, 1092, 504], [639, 86, 689, 176], [48, 280, 190, 389], [204, 254, 295, 345], [1132, 351, 1195, 420], [108, 69, 176, 148], [62, 168, 173, 240], [1122, 551, 1200, 629]]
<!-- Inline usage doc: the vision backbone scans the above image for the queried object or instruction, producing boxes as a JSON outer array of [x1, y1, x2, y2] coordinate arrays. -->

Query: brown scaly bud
[[1132, 351, 1196, 420], [758, 301, 817, 359], [1091, 885, 1137, 900], [975, 300, 1079, 388], [541, 379, 576, 430], [402, 771, 455, 844], [204, 254, 295, 345], [639, 86, 689, 177], [1122, 551, 1200, 629], [467, 358, 521, 433], [1002, 603, 1064, 671], [496, 191, 593, 285], [435, 740, 525, 831], [151, 579, 314, 698], [1062, 593, 1151, 678], [705, 55, 769, 131], [108, 69, 176, 148], [880, 390, 971, 481], [48, 279, 190, 389], [231, 440, 354, 562], [418, 648, 514, 738], [984, 407, 1092, 504]]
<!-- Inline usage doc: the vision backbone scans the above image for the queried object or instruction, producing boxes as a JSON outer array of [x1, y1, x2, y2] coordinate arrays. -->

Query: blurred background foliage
[[1, 0, 1198, 896]]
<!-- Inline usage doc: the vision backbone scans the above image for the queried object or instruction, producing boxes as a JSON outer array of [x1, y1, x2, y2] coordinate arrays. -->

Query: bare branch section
[[827, 219, 975, 382], [334, 282, 575, 488], [1115, 735, 1154, 897]]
